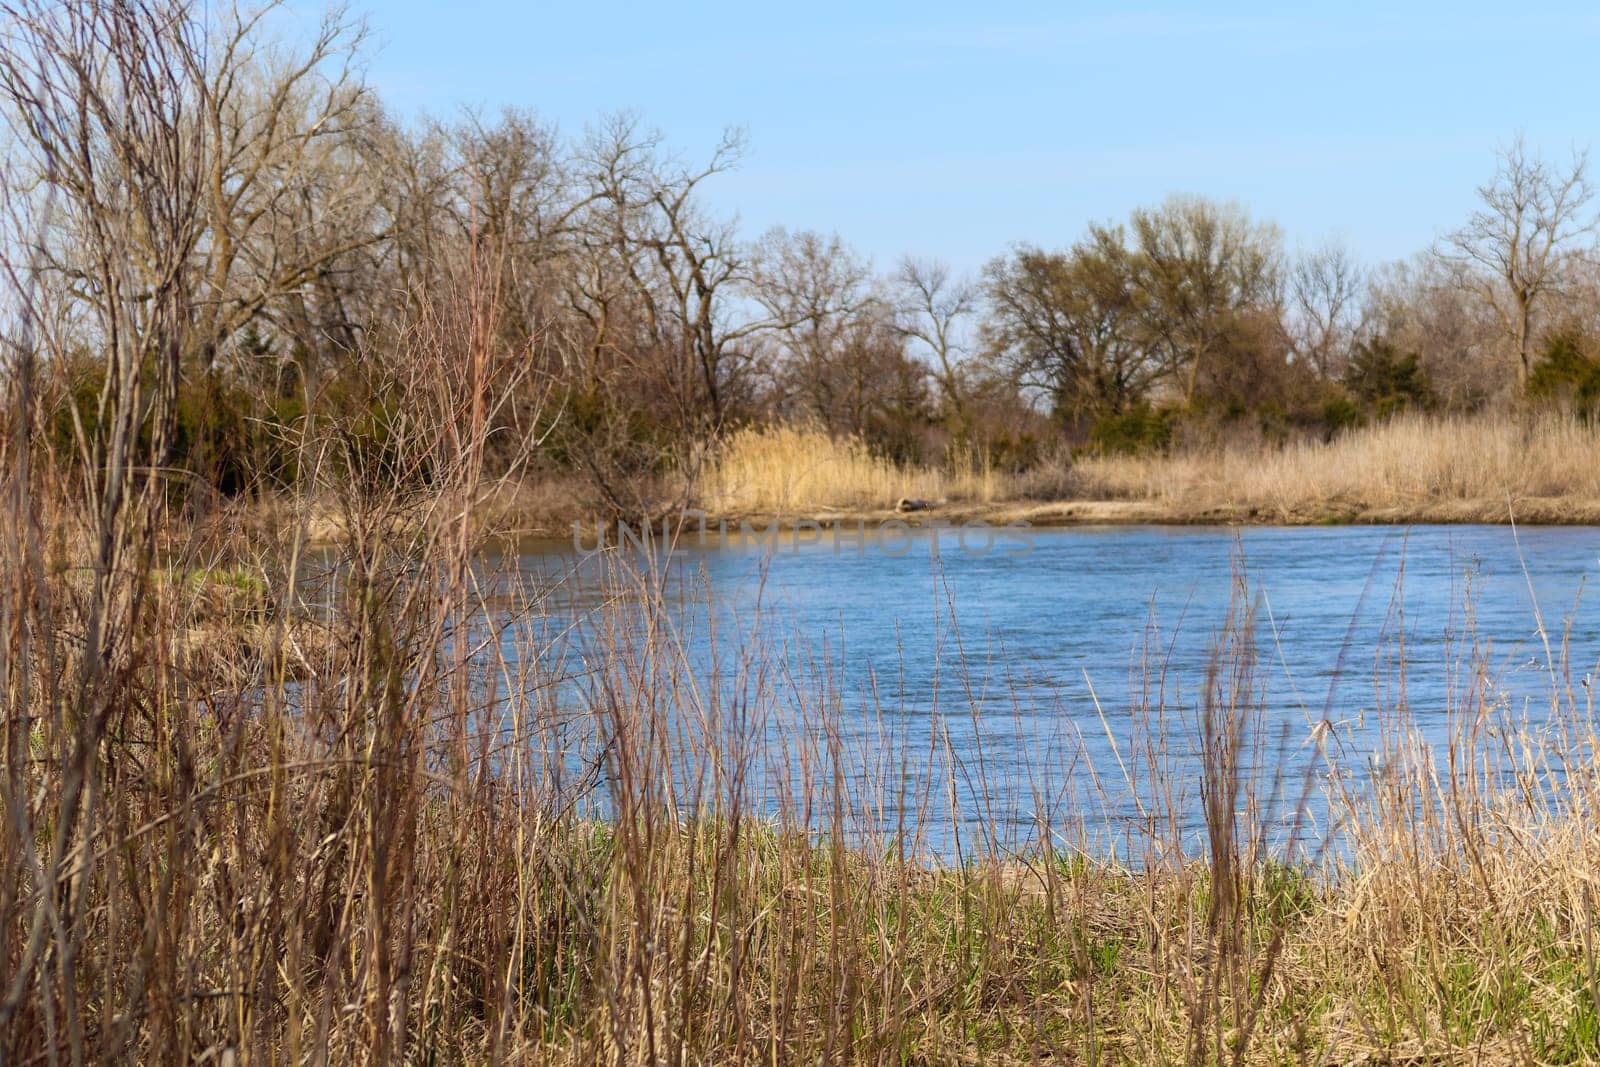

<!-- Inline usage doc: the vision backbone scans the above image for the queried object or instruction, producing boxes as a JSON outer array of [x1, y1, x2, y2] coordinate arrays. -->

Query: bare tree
[[822, 303, 930, 451], [893, 257, 977, 429], [0, 0, 207, 519], [749, 227, 875, 427], [1286, 241, 1364, 379], [557, 116, 772, 513], [1, 0, 395, 496], [1365, 254, 1502, 409], [572, 116, 762, 430], [408, 109, 576, 392], [1444, 136, 1595, 390], [190, 4, 390, 374]]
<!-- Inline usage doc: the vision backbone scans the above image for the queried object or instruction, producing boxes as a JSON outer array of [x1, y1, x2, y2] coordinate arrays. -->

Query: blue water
[[504, 524, 1600, 863]]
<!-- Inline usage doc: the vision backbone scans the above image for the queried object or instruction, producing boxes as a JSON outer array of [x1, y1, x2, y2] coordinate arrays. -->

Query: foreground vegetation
[[7, 449, 1600, 1062]]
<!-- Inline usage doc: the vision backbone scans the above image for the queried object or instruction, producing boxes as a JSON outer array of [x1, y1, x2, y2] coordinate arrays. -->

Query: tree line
[[5, 0, 1600, 516]]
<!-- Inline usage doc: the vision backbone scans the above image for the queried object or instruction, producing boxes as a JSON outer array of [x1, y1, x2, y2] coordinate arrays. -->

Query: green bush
[[1320, 390, 1366, 436], [47, 356, 308, 498], [176, 375, 307, 495], [1528, 333, 1600, 414], [1343, 339, 1433, 418], [1087, 404, 1173, 454]]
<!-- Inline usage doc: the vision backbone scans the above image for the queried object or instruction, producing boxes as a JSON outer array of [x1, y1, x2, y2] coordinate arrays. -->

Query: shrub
[[46, 357, 306, 498], [1344, 339, 1433, 418], [1320, 389, 1366, 437], [1088, 404, 1174, 455], [1528, 333, 1600, 414]]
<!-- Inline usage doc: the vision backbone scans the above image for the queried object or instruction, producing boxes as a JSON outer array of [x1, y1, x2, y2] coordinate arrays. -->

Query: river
[[493, 523, 1600, 864]]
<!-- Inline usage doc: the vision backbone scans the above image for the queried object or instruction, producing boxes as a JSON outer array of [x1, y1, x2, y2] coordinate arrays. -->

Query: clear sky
[[362, 1, 1600, 275]]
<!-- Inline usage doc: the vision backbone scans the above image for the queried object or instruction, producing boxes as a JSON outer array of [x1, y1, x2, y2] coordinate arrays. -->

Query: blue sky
[[363, 1, 1600, 274]]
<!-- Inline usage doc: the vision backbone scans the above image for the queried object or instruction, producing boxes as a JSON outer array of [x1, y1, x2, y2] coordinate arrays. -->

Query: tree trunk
[[1517, 301, 1533, 393]]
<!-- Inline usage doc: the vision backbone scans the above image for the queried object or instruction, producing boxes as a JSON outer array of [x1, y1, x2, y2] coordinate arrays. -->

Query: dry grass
[[1077, 412, 1600, 519], [697, 424, 1005, 513], [695, 415, 1600, 526]]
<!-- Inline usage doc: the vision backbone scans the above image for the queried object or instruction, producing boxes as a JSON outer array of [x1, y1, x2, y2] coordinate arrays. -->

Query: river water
[[501, 523, 1600, 864]]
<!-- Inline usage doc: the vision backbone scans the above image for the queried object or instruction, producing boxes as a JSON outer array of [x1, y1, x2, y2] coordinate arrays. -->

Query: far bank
[[472, 413, 1600, 541], [263, 413, 1600, 545]]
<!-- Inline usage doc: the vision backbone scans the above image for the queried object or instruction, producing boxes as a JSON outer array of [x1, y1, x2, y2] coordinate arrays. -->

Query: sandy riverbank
[[499, 494, 1600, 543]]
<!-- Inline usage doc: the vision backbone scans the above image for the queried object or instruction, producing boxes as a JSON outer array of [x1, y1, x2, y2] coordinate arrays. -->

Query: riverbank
[[254, 414, 1600, 545], [273, 484, 1600, 554], [447, 413, 1600, 541], [454, 486, 1600, 547], [553, 495, 1600, 539]]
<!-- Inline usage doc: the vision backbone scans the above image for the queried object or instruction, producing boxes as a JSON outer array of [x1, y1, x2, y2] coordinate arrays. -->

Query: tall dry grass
[[697, 424, 1006, 513], [1078, 412, 1600, 517], [697, 414, 1600, 523]]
